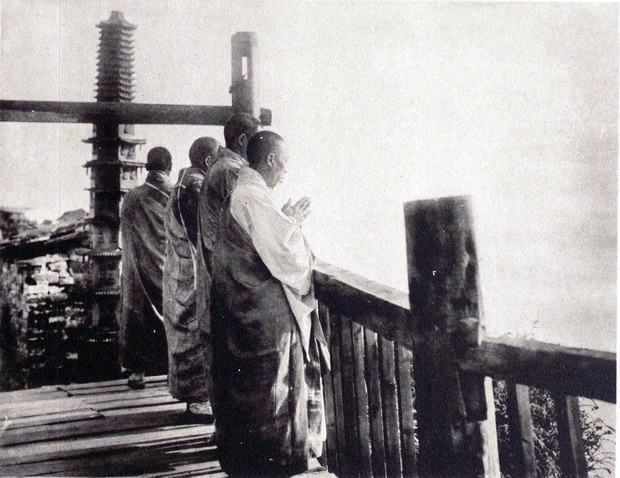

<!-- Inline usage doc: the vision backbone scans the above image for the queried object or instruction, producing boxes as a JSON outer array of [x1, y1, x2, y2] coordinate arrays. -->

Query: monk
[[119, 147, 172, 390], [163, 137, 220, 417], [210, 131, 329, 477], [196, 113, 261, 332]]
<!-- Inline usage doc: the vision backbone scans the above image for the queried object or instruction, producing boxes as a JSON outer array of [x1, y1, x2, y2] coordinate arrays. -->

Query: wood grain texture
[[314, 258, 615, 404], [0, 378, 218, 477], [339, 316, 362, 478], [328, 310, 349, 477], [319, 304, 340, 475]]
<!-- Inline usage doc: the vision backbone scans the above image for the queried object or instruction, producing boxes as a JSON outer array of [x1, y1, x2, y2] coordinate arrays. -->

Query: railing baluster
[[352, 321, 373, 478], [396, 345, 418, 478], [365, 330, 387, 478], [319, 304, 339, 475], [379, 336, 403, 477], [329, 309, 349, 476], [555, 394, 588, 478], [505, 382, 536, 478], [341, 316, 362, 477]]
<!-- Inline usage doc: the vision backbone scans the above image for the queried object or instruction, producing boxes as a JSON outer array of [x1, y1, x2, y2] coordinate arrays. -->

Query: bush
[[494, 380, 615, 477]]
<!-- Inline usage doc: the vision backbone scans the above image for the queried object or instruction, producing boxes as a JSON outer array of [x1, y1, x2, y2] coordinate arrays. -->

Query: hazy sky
[[0, 1, 617, 352]]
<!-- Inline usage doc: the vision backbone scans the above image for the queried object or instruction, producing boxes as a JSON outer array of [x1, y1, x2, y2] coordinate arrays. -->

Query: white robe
[[230, 166, 315, 358]]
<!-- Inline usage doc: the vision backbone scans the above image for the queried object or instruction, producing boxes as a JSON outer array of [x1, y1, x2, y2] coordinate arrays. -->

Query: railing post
[[404, 195, 499, 478], [555, 394, 588, 478], [506, 383, 537, 478]]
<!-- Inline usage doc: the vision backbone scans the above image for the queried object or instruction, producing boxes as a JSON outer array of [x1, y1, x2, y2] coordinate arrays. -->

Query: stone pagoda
[[83, 11, 145, 328]]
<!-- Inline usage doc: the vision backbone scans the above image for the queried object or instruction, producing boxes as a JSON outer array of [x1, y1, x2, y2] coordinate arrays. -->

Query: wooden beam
[[459, 337, 616, 403], [0, 100, 272, 125]]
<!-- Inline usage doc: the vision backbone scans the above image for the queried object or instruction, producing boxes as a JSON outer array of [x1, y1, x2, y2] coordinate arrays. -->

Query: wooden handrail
[[313, 259, 616, 404], [459, 336, 616, 404], [313, 260, 417, 349]]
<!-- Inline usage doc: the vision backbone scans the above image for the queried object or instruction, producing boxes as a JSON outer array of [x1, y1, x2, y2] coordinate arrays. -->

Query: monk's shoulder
[[177, 170, 202, 203], [122, 185, 143, 209]]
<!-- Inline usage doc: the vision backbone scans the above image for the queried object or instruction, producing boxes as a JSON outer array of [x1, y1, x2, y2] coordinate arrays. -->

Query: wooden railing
[[312, 195, 616, 478], [315, 262, 417, 478]]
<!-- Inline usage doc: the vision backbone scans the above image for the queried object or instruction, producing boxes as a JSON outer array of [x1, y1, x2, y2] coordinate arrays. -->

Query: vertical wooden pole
[[505, 383, 537, 478], [404, 195, 499, 478], [396, 345, 418, 478], [231, 32, 260, 119], [318, 303, 339, 474], [340, 316, 361, 478], [329, 311, 348, 477], [555, 394, 588, 478], [352, 321, 373, 478], [379, 336, 403, 477], [365, 330, 387, 478]]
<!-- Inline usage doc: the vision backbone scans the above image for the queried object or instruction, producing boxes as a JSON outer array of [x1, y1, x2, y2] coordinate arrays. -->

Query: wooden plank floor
[[0, 376, 335, 477], [0, 375, 222, 477]]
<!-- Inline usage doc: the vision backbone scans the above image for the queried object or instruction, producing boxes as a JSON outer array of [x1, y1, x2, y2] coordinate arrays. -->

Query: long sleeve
[[229, 167, 316, 357], [233, 189, 313, 295], [230, 169, 313, 296], [178, 173, 203, 248]]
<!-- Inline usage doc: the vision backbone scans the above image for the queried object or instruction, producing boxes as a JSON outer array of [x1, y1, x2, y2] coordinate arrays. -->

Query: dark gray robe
[[163, 166, 212, 402], [119, 170, 171, 374], [210, 203, 328, 477]]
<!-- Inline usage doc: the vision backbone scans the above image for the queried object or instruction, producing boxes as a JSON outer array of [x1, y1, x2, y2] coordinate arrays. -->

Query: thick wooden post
[[404, 195, 499, 478], [231, 32, 260, 119]]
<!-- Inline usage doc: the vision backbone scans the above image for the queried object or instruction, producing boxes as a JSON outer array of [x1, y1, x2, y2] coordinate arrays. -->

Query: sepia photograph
[[0, 1, 616, 477]]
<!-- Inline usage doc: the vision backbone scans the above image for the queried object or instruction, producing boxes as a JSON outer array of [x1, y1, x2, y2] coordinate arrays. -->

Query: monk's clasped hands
[[282, 196, 312, 224]]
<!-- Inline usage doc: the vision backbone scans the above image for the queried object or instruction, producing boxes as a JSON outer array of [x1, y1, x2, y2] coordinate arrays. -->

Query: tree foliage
[[0, 262, 29, 391], [494, 380, 615, 477]]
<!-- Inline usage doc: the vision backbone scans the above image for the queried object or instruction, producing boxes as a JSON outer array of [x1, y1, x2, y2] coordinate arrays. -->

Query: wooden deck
[[0, 376, 333, 477], [0, 375, 221, 477]]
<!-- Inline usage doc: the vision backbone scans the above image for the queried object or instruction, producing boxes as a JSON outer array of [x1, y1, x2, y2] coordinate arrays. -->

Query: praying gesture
[[282, 196, 312, 224]]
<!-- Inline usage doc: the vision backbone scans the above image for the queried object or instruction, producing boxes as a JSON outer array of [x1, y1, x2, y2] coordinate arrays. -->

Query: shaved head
[[246, 131, 285, 168], [189, 136, 221, 169], [146, 146, 172, 172], [223, 113, 261, 149], [247, 131, 288, 188]]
